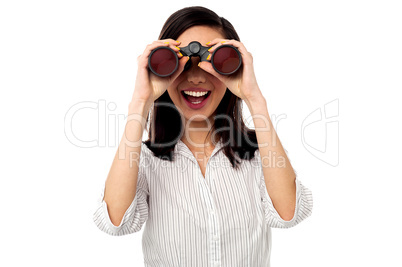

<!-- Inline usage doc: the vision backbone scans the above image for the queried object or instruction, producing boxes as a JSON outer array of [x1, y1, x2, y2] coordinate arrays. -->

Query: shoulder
[[139, 142, 157, 166], [141, 141, 153, 156]]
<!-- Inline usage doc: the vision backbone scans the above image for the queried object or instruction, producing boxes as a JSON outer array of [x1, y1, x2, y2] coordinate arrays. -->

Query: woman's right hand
[[131, 39, 189, 105]]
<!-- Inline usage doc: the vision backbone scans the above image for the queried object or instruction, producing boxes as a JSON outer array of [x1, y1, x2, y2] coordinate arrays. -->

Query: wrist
[[128, 98, 153, 116], [244, 92, 267, 110]]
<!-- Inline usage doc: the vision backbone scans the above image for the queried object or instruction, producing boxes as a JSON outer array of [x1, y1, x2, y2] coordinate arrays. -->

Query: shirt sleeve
[[92, 143, 150, 236], [255, 149, 314, 229]]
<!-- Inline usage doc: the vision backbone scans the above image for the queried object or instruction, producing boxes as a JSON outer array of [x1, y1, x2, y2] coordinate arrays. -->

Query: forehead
[[177, 25, 225, 46]]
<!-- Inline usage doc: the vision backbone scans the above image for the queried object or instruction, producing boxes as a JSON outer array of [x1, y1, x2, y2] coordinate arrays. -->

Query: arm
[[245, 95, 297, 221], [94, 39, 187, 235], [199, 38, 312, 225], [102, 99, 152, 227]]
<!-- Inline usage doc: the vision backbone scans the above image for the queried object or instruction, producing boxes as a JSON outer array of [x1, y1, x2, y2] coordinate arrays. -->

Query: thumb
[[198, 61, 226, 82], [170, 56, 190, 80]]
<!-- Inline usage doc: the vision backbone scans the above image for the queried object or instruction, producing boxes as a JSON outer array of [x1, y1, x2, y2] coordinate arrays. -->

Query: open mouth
[[181, 91, 211, 105]]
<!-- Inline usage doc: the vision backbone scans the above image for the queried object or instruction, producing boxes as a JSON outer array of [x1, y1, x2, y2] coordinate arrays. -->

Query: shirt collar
[[174, 138, 224, 162]]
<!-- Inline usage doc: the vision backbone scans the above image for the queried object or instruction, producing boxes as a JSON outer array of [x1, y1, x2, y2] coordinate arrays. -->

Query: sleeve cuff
[[93, 183, 140, 236], [261, 178, 313, 228]]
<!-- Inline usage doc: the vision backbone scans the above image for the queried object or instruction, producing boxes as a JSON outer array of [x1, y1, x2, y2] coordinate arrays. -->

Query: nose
[[186, 57, 206, 85]]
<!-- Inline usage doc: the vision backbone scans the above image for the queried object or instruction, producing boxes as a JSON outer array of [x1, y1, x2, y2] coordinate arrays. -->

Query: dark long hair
[[143, 6, 258, 169]]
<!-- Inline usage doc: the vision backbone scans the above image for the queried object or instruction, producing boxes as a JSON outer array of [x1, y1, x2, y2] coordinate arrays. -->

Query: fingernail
[[175, 46, 180, 50], [206, 41, 211, 45], [208, 47, 212, 52], [198, 62, 201, 67], [206, 54, 211, 60], [164, 42, 169, 44], [178, 52, 183, 57]]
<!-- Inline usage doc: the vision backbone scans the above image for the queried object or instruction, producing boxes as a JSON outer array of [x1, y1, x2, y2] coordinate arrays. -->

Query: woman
[[93, 6, 313, 267]]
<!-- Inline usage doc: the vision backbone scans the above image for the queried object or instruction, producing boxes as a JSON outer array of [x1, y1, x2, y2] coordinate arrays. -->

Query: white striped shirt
[[93, 138, 313, 267]]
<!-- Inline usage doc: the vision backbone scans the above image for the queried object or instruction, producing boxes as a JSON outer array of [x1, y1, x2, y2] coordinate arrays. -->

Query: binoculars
[[148, 41, 242, 77]]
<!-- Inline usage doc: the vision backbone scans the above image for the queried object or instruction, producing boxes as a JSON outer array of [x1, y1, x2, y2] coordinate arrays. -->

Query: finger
[[159, 39, 183, 57], [198, 61, 227, 82], [221, 40, 252, 66], [208, 39, 247, 54], [206, 39, 251, 66], [138, 41, 181, 68], [205, 38, 226, 55], [139, 42, 168, 64], [168, 44, 183, 58], [205, 38, 226, 47], [143, 41, 178, 56], [218, 39, 248, 54], [160, 39, 181, 46], [170, 56, 190, 80], [206, 38, 243, 53]]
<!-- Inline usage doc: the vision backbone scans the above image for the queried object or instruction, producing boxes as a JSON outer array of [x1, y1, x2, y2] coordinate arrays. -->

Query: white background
[[1, 0, 401, 266]]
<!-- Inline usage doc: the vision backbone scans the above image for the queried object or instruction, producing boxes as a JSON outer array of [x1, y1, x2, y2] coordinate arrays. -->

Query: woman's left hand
[[198, 38, 263, 103]]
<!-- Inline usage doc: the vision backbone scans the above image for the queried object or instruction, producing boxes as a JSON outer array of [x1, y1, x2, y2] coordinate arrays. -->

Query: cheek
[[167, 77, 185, 100], [207, 74, 225, 89], [210, 78, 227, 96], [170, 75, 184, 88]]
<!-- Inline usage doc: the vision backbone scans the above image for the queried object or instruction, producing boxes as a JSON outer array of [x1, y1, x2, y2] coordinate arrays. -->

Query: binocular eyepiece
[[148, 41, 242, 77]]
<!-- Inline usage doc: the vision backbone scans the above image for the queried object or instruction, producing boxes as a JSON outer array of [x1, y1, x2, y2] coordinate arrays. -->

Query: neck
[[181, 118, 218, 150]]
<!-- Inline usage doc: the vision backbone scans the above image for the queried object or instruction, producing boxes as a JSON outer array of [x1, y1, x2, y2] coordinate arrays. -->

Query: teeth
[[183, 91, 208, 97], [191, 100, 202, 104]]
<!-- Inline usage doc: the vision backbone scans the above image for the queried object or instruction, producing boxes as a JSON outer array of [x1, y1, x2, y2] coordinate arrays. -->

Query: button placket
[[213, 233, 219, 241], [183, 140, 221, 267]]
